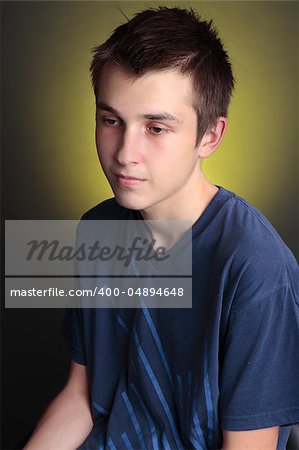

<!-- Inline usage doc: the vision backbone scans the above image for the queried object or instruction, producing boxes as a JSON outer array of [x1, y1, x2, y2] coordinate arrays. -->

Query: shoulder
[[215, 188, 299, 306], [81, 197, 129, 221], [217, 188, 295, 263], [227, 191, 295, 265]]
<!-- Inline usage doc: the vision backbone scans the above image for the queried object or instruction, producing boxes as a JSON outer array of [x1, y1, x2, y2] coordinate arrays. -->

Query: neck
[[139, 168, 219, 250], [140, 169, 218, 222]]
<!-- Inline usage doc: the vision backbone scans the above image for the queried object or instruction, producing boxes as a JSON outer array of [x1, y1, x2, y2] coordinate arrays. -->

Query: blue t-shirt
[[62, 186, 299, 449]]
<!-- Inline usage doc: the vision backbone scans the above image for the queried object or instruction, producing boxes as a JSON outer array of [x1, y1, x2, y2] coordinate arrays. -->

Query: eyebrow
[[96, 101, 180, 123]]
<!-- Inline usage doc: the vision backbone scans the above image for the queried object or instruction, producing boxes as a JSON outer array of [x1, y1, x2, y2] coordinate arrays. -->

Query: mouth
[[115, 173, 145, 181], [113, 172, 146, 187]]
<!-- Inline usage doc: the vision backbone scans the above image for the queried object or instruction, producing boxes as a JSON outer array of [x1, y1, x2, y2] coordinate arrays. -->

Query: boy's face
[[96, 62, 203, 216]]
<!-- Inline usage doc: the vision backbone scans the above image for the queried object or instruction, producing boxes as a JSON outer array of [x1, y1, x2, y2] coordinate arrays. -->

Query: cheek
[[155, 134, 196, 163], [96, 127, 116, 156], [96, 125, 107, 145]]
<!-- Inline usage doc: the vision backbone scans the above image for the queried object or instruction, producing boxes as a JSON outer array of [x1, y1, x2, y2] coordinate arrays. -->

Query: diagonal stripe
[[121, 432, 134, 450], [131, 257, 174, 390], [130, 383, 159, 450], [189, 370, 206, 448], [117, 314, 131, 335], [133, 329, 182, 449], [141, 300, 174, 390], [122, 391, 147, 450], [162, 433, 172, 450], [99, 432, 105, 450], [108, 437, 116, 450], [203, 346, 214, 445], [192, 380, 207, 449], [189, 434, 204, 450], [93, 401, 109, 416]]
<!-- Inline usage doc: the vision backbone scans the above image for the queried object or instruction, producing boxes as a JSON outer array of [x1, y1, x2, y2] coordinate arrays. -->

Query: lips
[[113, 172, 146, 187], [115, 173, 145, 181]]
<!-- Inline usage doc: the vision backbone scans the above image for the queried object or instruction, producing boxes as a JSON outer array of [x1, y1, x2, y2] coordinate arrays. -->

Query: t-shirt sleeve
[[219, 283, 299, 430], [61, 308, 87, 365]]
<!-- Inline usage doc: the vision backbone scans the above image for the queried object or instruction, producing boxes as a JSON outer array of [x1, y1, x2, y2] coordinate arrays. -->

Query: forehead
[[97, 62, 195, 114]]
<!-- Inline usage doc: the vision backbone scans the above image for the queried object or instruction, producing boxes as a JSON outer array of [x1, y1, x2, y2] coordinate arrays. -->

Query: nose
[[115, 128, 141, 166]]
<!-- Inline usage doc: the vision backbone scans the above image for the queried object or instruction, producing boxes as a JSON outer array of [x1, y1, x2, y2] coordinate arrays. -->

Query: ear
[[197, 117, 227, 158]]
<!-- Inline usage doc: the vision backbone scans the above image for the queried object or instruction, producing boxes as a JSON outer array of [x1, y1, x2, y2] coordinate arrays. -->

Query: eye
[[102, 117, 120, 127], [147, 126, 169, 135]]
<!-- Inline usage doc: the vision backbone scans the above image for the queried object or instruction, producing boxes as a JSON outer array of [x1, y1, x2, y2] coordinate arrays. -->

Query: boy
[[25, 7, 299, 449]]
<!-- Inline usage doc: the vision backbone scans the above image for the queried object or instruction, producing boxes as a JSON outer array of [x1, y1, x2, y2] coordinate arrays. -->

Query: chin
[[114, 193, 147, 211]]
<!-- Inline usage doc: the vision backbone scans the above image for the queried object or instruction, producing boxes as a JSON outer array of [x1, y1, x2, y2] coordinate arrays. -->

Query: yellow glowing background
[[2, 1, 298, 254]]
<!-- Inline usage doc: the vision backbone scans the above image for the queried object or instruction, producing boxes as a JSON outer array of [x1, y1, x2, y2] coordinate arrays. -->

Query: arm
[[24, 360, 93, 450], [222, 426, 279, 450]]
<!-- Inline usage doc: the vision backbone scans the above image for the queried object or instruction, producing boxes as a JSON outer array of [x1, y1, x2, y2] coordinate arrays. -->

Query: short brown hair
[[90, 7, 235, 143]]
